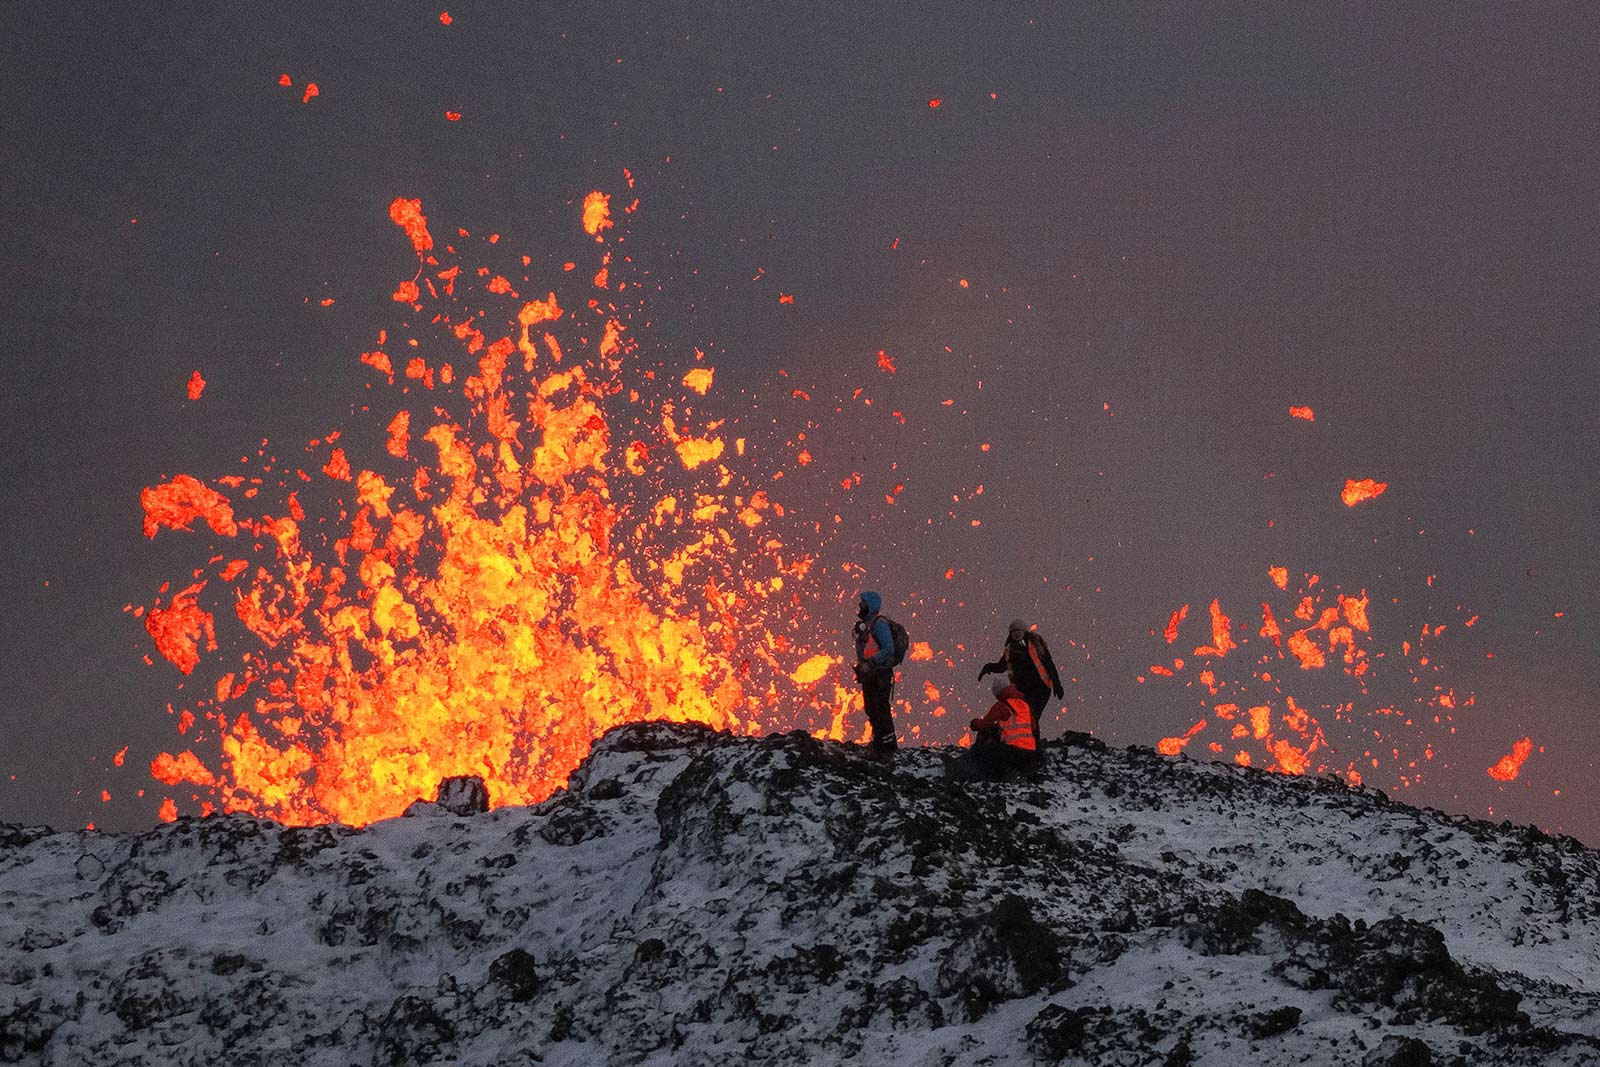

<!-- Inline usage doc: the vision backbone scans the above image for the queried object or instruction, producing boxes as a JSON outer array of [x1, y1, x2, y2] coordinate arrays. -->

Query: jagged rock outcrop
[[402, 774, 490, 818], [3, 722, 1600, 1065]]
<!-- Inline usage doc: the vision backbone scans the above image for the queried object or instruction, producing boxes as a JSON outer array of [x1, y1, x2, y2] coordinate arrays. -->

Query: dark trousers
[[951, 735, 1037, 781], [1019, 684, 1050, 745], [861, 671, 897, 752]]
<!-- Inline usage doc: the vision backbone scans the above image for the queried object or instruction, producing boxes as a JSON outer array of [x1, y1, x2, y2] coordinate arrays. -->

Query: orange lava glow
[[142, 475, 238, 539], [139, 189, 847, 826], [302, 82, 319, 105], [1192, 599, 1235, 658], [682, 367, 715, 395], [1487, 737, 1533, 782], [1341, 477, 1388, 507], [388, 197, 433, 254], [1289, 405, 1315, 421], [151, 750, 216, 787], [1164, 604, 1188, 644], [144, 583, 216, 676], [581, 191, 613, 240], [1157, 718, 1207, 756], [187, 370, 206, 400], [1147, 565, 1465, 788]]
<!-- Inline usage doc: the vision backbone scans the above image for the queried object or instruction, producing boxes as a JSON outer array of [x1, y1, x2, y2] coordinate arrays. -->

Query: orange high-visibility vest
[[1025, 637, 1052, 690], [1000, 695, 1036, 751], [859, 619, 882, 659]]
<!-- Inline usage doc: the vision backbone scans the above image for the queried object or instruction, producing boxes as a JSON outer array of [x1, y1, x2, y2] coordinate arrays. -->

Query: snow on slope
[[3, 724, 1598, 1066]]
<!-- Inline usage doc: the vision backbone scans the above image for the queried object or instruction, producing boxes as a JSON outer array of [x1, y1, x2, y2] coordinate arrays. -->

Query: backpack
[[881, 615, 910, 666]]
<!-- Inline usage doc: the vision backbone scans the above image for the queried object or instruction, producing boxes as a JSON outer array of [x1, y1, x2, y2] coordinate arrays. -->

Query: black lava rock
[[436, 776, 489, 816], [1026, 1004, 1094, 1060], [1362, 1034, 1434, 1067], [1241, 1005, 1302, 1038], [937, 894, 1066, 1021], [488, 948, 540, 1003]]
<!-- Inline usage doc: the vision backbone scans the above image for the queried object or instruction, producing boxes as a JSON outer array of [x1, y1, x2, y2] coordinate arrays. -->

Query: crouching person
[[950, 677, 1040, 781]]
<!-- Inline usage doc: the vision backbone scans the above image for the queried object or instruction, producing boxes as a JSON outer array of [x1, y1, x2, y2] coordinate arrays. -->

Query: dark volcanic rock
[[5, 721, 1598, 1067], [536, 794, 612, 846], [375, 994, 455, 1065], [1362, 1034, 1435, 1067], [838, 977, 944, 1031], [402, 775, 489, 818], [1240, 1005, 1302, 1038], [1026, 1003, 1094, 1059], [1184, 889, 1526, 1035], [488, 948, 541, 1003], [0, 997, 68, 1063], [436, 776, 490, 815], [937, 894, 1066, 1020]]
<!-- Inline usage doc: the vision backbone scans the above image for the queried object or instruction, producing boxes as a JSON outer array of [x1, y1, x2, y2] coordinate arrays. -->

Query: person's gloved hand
[[977, 665, 992, 679], [968, 719, 983, 731]]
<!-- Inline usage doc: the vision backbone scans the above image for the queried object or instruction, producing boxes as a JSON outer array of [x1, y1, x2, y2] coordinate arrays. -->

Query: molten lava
[[1341, 478, 1388, 507], [1145, 566, 1468, 789], [1487, 737, 1534, 782], [139, 189, 848, 825]]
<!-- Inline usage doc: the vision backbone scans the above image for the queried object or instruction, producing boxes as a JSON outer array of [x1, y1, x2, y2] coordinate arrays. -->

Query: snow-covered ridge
[[3, 723, 1598, 1066]]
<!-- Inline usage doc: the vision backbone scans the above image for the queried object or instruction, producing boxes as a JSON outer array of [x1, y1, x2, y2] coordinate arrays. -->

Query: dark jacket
[[982, 631, 1063, 695]]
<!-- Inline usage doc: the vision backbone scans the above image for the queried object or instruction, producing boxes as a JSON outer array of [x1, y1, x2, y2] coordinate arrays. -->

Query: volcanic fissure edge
[[3, 723, 1596, 1066]]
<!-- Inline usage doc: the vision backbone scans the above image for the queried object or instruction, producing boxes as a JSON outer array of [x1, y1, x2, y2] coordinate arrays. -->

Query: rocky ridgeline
[[3, 724, 1599, 1066]]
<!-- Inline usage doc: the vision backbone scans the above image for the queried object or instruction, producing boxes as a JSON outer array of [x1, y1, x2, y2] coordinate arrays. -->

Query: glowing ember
[[187, 370, 206, 400], [1488, 737, 1534, 782], [142, 475, 238, 538], [151, 750, 215, 787], [1163, 604, 1188, 644], [682, 367, 715, 395], [302, 82, 319, 105], [388, 197, 433, 254], [144, 583, 216, 675], [139, 189, 841, 825], [1289, 405, 1315, 421], [790, 654, 835, 686], [1147, 565, 1464, 787], [1192, 599, 1235, 658], [1341, 477, 1388, 507], [581, 191, 613, 240], [1157, 719, 1208, 756]]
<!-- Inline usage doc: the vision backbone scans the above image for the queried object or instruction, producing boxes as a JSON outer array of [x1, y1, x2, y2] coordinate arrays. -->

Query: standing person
[[853, 591, 899, 758], [949, 676, 1039, 780], [978, 619, 1064, 744]]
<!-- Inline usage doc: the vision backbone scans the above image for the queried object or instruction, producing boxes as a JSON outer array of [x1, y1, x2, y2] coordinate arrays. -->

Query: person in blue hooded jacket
[[853, 591, 898, 756]]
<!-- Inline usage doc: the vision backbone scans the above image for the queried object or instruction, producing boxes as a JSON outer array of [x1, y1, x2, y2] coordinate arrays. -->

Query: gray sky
[[2, 4, 1597, 837]]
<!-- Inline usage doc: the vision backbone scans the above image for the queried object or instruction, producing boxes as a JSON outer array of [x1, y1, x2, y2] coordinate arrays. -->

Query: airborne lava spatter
[[138, 189, 851, 826], [1151, 566, 1470, 790]]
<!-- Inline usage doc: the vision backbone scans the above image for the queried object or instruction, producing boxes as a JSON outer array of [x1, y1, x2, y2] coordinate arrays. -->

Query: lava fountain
[[136, 184, 849, 825]]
